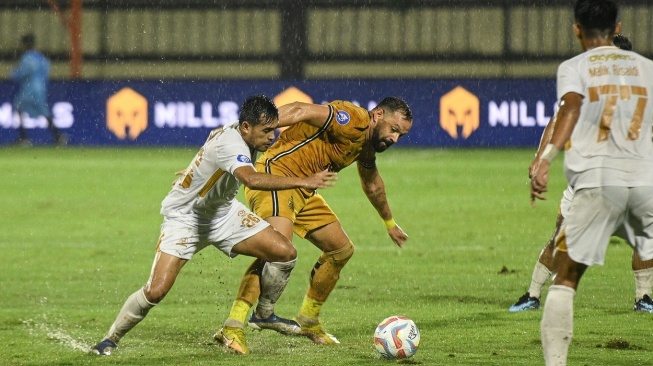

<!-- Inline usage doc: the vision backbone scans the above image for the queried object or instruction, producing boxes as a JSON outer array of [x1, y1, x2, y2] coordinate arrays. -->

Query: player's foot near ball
[[91, 338, 117, 356], [508, 292, 540, 312], [214, 326, 249, 355], [295, 315, 340, 345], [248, 312, 301, 335]]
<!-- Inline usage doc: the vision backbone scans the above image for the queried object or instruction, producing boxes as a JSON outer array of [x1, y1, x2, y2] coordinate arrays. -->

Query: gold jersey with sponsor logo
[[255, 100, 371, 178]]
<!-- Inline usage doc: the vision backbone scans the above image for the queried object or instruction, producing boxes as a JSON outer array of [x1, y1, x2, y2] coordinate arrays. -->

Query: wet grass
[[0, 147, 649, 365]]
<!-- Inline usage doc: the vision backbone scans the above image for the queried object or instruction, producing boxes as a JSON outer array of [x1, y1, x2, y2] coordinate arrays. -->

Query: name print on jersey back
[[558, 45, 653, 190]]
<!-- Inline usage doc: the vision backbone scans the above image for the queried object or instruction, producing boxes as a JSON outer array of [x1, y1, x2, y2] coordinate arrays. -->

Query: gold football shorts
[[245, 187, 338, 238]]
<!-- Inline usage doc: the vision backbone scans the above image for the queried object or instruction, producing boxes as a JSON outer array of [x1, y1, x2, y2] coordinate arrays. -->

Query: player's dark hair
[[239, 94, 278, 126], [374, 97, 413, 122], [21, 34, 35, 49], [613, 34, 632, 51], [574, 0, 618, 37]]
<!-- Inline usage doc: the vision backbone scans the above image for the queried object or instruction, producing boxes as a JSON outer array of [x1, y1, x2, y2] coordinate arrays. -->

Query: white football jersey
[[557, 45, 653, 188], [160, 122, 255, 219]]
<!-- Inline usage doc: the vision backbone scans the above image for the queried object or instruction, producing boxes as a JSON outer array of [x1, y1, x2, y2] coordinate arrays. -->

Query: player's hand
[[530, 159, 550, 207], [304, 169, 338, 190], [388, 224, 408, 248], [528, 158, 539, 179]]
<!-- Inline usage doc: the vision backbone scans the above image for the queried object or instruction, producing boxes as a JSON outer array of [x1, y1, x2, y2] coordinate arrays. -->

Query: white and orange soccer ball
[[373, 315, 420, 359]]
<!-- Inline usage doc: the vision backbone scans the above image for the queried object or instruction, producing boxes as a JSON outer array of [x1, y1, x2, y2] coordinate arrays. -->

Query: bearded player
[[213, 97, 413, 354]]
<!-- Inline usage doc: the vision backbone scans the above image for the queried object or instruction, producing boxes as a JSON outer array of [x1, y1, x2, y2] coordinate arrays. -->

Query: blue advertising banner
[[0, 79, 557, 147]]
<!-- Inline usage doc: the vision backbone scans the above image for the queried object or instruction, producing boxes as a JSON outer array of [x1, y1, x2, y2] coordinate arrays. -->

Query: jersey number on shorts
[[241, 213, 260, 228], [588, 84, 648, 142]]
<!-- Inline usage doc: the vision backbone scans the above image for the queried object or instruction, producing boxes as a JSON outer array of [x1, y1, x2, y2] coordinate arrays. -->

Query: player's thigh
[[232, 226, 297, 262], [563, 186, 628, 265], [295, 193, 339, 239], [627, 186, 653, 260], [205, 202, 272, 258], [266, 216, 294, 240], [306, 220, 351, 253]]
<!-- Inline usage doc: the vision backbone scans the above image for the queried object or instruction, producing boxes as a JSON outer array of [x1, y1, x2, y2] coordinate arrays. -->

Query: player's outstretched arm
[[356, 158, 408, 248], [234, 166, 337, 191], [277, 102, 332, 129]]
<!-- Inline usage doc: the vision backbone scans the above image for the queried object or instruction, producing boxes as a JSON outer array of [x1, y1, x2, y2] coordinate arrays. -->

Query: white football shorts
[[562, 186, 653, 266], [157, 201, 269, 260]]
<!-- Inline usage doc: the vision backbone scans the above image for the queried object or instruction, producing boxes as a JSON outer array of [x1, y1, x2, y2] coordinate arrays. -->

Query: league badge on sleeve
[[336, 110, 351, 125], [237, 154, 252, 163]]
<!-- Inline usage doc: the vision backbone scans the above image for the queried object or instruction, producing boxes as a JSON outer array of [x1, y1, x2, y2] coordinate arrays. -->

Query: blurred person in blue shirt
[[11, 34, 66, 146]]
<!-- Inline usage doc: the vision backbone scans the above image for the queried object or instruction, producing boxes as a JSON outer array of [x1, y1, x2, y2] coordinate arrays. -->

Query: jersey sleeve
[[212, 132, 255, 175], [325, 101, 370, 143], [557, 60, 585, 101]]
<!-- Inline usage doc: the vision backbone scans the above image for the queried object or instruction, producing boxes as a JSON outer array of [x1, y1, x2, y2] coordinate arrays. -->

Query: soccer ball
[[373, 315, 420, 359]]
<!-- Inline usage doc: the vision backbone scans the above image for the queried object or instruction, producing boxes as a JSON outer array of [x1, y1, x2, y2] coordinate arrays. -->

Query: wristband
[[540, 144, 559, 163], [383, 218, 397, 230]]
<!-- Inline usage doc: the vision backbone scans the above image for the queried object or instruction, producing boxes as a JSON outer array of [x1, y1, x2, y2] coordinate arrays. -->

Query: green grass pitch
[[0, 147, 650, 365]]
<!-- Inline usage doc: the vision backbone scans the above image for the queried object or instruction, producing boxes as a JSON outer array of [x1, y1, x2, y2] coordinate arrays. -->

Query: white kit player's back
[[557, 45, 653, 189]]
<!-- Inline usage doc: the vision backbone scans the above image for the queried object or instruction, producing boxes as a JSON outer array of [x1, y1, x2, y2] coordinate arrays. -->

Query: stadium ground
[[0, 147, 649, 365]]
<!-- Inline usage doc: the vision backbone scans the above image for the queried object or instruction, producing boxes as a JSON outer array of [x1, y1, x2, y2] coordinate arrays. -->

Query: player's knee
[[326, 241, 355, 265], [276, 245, 297, 263], [267, 237, 297, 263], [143, 284, 169, 304]]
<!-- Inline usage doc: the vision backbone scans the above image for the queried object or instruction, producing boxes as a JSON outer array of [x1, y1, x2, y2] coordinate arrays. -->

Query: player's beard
[[371, 128, 392, 152]]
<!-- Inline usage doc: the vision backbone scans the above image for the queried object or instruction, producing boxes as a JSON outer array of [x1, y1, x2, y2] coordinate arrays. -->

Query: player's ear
[[240, 120, 251, 134], [373, 107, 384, 122], [615, 22, 622, 35], [573, 23, 581, 40]]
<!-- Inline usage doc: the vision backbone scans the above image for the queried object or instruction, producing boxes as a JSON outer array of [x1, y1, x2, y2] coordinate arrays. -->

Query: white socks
[[634, 267, 653, 299], [255, 259, 296, 319], [529, 261, 553, 299], [105, 288, 157, 343], [541, 285, 575, 366]]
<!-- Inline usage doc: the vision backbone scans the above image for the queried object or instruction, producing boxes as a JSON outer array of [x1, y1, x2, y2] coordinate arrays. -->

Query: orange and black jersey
[[254, 100, 373, 178]]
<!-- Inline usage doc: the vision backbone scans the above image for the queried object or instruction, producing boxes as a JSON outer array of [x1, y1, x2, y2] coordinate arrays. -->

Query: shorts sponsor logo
[[237, 154, 251, 163], [440, 86, 479, 139], [336, 111, 350, 125], [107, 87, 148, 140]]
